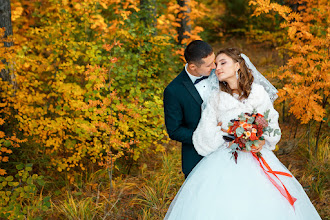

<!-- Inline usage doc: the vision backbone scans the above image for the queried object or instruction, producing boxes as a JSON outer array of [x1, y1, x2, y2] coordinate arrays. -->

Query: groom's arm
[[163, 87, 194, 145]]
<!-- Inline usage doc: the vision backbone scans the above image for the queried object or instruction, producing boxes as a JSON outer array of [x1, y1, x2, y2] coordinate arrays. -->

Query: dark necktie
[[194, 76, 209, 85]]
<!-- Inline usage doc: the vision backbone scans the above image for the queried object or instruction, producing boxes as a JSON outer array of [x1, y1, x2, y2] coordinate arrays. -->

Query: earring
[[236, 70, 239, 79]]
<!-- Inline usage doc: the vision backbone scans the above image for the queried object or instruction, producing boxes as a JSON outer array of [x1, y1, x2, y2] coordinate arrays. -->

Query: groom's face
[[190, 53, 216, 77]]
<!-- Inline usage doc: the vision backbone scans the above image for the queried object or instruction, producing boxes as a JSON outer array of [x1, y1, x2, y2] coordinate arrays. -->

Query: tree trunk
[[177, 0, 191, 45], [314, 95, 328, 156], [282, 100, 285, 123], [0, 0, 14, 83], [140, 0, 157, 30]]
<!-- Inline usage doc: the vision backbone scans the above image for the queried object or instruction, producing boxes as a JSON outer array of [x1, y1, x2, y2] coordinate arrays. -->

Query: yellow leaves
[[53, 161, 68, 172], [0, 0, 176, 179], [11, 2, 23, 21], [99, 2, 108, 9], [0, 63, 5, 71], [155, 144, 166, 152], [133, 151, 140, 161], [187, 0, 209, 19], [73, 3, 82, 10], [90, 14, 107, 31], [62, 0, 69, 6], [167, 14, 176, 22], [250, 0, 291, 17], [156, 0, 206, 43]]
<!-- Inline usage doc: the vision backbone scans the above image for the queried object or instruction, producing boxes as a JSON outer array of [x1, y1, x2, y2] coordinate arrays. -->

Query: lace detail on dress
[[241, 54, 278, 102], [232, 93, 247, 104], [204, 54, 278, 105]]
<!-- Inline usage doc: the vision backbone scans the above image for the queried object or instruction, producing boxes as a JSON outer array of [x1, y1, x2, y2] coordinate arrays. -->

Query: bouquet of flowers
[[223, 109, 281, 163]]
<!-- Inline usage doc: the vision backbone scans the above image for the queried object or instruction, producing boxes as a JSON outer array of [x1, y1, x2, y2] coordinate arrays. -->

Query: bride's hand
[[217, 122, 228, 133], [251, 140, 265, 153], [228, 141, 234, 148]]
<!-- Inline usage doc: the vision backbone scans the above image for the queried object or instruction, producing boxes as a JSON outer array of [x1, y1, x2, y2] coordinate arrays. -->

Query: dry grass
[[276, 122, 329, 220], [45, 41, 328, 220], [46, 136, 328, 219]]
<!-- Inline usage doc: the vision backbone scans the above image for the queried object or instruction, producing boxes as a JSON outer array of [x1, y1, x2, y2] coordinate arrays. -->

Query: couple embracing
[[163, 40, 321, 219]]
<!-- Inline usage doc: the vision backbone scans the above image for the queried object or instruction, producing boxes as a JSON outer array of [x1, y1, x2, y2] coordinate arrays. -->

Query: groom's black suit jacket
[[163, 68, 204, 178]]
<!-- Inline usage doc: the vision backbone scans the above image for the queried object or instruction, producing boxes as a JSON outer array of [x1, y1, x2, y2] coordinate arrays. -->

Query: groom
[[163, 40, 216, 178]]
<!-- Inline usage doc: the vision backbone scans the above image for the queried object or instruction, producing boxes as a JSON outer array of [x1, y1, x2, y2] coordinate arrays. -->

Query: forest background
[[0, 0, 328, 219]]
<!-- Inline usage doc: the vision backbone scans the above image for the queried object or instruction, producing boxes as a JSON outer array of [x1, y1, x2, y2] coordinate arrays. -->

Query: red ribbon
[[252, 152, 297, 207]]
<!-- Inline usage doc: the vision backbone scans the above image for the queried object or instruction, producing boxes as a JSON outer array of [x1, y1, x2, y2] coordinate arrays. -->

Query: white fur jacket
[[192, 83, 281, 156]]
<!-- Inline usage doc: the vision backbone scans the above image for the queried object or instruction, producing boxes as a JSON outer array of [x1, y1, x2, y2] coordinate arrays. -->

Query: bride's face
[[215, 53, 240, 82]]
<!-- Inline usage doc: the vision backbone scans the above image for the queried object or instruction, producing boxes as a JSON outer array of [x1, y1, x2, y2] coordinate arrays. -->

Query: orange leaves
[[0, 117, 24, 175], [253, 0, 330, 124], [0, 0, 181, 180], [11, 2, 24, 21], [187, 0, 210, 20], [0, 118, 4, 126], [284, 87, 325, 124], [250, 0, 291, 17], [0, 169, 6, 176], [0, 156, 9, 163], [90, 14, 107, 32], [156, 0, 206, 45], [103, 41, 122, 52]]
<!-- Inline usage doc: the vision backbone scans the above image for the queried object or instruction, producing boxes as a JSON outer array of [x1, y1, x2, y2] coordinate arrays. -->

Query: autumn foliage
[[0, 0, 210, 217], [250, 0, 329, 125], [0, 0, 328, 218], [1, 0, 190, 175]]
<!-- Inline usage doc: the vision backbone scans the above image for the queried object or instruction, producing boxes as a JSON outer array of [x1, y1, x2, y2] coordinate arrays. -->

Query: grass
[[131, 150, 183, 219], [43, 134, 328, 219], [276, 125, 329, 220], [52, 193, 96, 220], [300, 136, 329, 218], [30, 41, 328, 220]]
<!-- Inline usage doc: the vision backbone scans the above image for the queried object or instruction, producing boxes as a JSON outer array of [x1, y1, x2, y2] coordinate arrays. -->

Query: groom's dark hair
[[184, 40, 213, 66]]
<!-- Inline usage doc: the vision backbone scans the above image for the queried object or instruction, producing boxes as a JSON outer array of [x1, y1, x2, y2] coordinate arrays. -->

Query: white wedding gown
[[164, 84, 321, 220]]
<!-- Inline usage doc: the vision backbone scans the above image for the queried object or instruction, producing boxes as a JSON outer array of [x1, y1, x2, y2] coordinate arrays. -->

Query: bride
[[164, 48, 321, 220]]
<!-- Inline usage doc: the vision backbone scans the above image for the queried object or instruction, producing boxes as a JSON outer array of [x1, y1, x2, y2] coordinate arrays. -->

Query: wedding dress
[[164, 83, 321, 220]]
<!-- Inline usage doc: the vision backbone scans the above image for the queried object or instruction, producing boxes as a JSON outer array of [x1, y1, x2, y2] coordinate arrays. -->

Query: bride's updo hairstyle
[[216, 48, 254, 100]]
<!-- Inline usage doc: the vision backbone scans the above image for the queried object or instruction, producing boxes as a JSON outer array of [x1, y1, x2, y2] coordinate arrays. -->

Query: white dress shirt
[[185, 63, 210, 102]]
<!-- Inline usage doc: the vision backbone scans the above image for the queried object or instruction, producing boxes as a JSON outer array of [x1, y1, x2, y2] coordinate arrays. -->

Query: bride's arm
[[256, 86, 281, 151], [192, 93, 226, 156]]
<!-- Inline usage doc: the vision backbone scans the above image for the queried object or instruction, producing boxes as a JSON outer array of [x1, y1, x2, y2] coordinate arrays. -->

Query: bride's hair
[[216, 48, 254, 100]]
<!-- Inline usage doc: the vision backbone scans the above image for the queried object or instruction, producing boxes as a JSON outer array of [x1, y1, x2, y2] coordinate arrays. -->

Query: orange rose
[[250, 132, 258, 141]]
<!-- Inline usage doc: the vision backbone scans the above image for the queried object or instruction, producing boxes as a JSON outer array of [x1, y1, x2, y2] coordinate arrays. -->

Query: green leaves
[[16, 164, 24, 170], [5, 176, 13, 182], [264, 109, 270, 120], [247, 117, 255, 124], [245, 141, 253, 151], [236, 127, 245, 137], [0, 164, 49, 219], [273, 129, 281, 137], [3, 140, 11, 147]]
